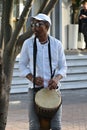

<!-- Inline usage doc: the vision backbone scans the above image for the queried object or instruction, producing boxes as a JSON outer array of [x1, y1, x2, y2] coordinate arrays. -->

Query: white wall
[[32, 0, 43, 15], [62, 1, 71, 49]]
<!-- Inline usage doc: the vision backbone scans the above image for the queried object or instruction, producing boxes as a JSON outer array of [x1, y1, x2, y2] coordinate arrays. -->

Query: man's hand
[[80, 15, 87, 19], [48, 74, 63, 90], [48, 79, 58, 90], [26, 74, 43, 86], [34, 76, 44, 86]]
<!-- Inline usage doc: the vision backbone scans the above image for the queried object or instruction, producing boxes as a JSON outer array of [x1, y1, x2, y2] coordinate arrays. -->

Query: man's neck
[[38, 35, 48, 44]]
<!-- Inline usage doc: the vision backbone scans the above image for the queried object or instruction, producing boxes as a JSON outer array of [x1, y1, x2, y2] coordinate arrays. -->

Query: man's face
[[83, 2, 87, 10], [31, 20, 48, 38]]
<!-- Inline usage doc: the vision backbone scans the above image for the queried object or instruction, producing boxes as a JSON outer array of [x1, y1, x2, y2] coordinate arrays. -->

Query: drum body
[[35, 88, 62, 119]]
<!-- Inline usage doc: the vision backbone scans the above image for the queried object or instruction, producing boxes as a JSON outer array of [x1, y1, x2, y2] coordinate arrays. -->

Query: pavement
[[6, 89, 87, 130]]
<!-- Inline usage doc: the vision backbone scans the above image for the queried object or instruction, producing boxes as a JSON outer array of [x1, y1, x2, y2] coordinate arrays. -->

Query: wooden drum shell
[[35, 88, 62, 119]]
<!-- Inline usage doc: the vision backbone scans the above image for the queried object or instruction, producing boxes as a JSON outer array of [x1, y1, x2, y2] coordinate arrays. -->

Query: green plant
[[70, 0, 82, 24]]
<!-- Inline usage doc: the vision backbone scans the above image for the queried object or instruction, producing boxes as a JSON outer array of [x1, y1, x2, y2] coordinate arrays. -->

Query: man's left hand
[[48, 78, 58, 90]]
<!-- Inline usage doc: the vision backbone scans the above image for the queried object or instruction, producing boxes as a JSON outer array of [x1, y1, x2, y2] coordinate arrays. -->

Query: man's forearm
[[26, 73, 33, 82], [53, 74, 63, 84]]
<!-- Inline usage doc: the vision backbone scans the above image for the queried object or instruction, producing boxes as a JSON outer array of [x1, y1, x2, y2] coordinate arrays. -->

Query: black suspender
[[33, 36, 55, 89], [48, 36, 52, 78], [48, 36, 55, 79], [33, 37, 37, 89]]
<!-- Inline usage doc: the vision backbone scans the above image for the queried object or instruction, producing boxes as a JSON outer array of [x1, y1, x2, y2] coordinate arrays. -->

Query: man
[[79, 0, 87, 49], [19, 13, 67, 130]]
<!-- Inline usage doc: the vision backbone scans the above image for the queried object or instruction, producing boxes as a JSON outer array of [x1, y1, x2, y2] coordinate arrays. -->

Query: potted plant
[[70, 0, 81, 24], [68, 0, 82, 50]]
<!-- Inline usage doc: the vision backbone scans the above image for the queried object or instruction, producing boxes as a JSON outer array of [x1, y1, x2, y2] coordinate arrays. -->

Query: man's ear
[[45, 22, 50, 30]]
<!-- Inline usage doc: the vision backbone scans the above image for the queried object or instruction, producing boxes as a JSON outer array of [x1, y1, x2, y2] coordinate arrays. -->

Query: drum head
[[35, 88, 61, 110]]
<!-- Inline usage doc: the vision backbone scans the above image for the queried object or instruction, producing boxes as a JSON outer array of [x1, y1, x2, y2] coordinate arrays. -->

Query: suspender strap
[[48, 36, 55, 78], [33, 37, 37, 89], [48, 36, 53, 78]]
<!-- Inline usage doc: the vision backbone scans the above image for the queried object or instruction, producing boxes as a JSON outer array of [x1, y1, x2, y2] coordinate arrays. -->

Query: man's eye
[[35, 23, 39, 27], [31, 23, 35, 27]]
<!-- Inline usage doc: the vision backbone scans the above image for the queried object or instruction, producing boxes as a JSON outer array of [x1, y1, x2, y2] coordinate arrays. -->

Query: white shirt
[[19, 35, 67, 88]]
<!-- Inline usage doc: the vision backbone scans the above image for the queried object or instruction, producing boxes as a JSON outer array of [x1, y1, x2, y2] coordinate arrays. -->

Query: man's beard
[[34, 31, 39, 38]]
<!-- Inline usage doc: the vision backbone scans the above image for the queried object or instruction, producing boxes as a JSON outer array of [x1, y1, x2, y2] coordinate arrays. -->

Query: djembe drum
[[35, 88, 62, 130]]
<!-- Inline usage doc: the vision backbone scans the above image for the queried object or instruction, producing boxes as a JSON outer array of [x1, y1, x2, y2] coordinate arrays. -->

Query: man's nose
[[33, 26, 39, 30]]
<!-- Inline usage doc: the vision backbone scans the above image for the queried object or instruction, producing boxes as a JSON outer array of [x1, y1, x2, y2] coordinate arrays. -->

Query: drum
[[35, 88, 62, 119]]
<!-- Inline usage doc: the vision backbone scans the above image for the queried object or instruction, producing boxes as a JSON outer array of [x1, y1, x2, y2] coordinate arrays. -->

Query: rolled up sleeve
[[56, 42, 67, 77], [19, 41, 31, 77]]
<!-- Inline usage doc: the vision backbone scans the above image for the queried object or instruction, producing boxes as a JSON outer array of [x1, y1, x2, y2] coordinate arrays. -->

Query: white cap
[[31, 13, 51, 25]]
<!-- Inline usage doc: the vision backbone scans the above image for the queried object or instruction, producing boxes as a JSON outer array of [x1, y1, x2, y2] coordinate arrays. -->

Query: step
[[61, 81, 87, 90], [11, 77, 29, 85], [67, 66, 87, 74], [61, 73, 87, 82], [10, 85, 28, 93], [66, 54, 87, 67], [66, 54, 87, 60], [67, 59, 87, 67]]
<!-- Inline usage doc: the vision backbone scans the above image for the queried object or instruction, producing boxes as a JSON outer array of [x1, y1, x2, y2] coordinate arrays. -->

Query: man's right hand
[[34, 76, 44, 86]]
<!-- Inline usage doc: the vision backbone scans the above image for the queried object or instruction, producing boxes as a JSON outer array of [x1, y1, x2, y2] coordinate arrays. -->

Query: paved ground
[[6, 89, 87, 130]]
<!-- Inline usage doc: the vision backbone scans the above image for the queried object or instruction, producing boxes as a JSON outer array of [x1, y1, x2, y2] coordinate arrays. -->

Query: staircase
[[61, 52, 87, 89], [10, 52, 87, 93], [10, 55, 29, 93]]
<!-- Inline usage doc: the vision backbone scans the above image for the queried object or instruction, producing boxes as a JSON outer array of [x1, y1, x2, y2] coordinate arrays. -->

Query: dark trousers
[[81, 23, 87, 48], [84, 34, 87, 48], [28, 88, 62, 130]]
